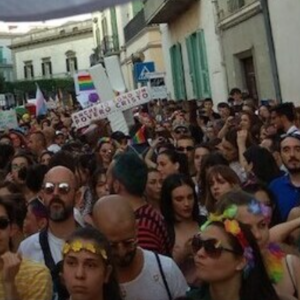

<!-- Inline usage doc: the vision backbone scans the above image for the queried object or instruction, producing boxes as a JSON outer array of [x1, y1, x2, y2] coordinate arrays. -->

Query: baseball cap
[[111, 131, 130, 142]]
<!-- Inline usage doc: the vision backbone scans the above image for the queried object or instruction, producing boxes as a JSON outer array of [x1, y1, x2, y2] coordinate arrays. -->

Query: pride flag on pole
[[132, 125, 147, 144], [35, 83, 47, 116]]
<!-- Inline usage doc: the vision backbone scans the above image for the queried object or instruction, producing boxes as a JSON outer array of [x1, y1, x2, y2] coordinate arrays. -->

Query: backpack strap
[[39, 228, 56, 272], [154, 252, 172, 300]]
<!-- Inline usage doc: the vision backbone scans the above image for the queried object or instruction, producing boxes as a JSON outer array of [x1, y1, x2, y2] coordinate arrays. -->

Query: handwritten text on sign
[[72, 87, 151, 129]]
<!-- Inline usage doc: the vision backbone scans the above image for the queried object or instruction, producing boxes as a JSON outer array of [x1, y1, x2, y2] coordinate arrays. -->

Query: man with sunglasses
[[176, 136, 196, 176], [269, 131, 300, 221], [172, 121, 191, 142], [0, 197, 52, 300], [93, 195, 188, 300], [19, 166, 80, 299]]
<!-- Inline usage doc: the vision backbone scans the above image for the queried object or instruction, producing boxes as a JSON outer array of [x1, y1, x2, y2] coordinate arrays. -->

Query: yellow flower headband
[[63, 240, 108, 261]]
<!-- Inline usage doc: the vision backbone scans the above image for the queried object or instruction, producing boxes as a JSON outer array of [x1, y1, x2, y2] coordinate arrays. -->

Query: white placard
[[72, 87, 151, 129], [89, 64, 129, 134], [0, 110, 18, 130]]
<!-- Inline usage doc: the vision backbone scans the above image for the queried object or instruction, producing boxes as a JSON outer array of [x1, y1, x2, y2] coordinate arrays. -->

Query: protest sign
[[74, 71, 100, 109], [104, 55, 135, 130], [0, 110, 18, 130], [72, 87, 151, 129], [89, 64, 129, 134]]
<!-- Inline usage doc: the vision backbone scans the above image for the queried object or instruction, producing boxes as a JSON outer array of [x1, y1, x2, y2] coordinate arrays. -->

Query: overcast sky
[[0, 13, 91, 33]]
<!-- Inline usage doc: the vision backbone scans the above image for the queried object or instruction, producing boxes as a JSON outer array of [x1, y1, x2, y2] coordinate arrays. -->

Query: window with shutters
[[41, 58, 52, 78], [24, 61, 34, 79], [170, 43, 187, 100], [186, 30, 211, 99], [65, 51, 78, 75]]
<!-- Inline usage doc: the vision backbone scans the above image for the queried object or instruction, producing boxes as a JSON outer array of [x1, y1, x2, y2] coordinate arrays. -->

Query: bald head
[[93, 195, 136, 239], [44, 166, 76, 186]]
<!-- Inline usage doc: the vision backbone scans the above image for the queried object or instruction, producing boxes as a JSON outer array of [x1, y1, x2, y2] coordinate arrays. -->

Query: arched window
[[65, 50, 78, 75]]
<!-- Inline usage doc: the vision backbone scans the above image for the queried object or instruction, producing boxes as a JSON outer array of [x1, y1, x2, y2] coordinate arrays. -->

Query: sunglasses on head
[[42, 182, 72, 195], [191, 234, 237, 258], [177, 146, 194, 152], [0, 217, 10, 230]]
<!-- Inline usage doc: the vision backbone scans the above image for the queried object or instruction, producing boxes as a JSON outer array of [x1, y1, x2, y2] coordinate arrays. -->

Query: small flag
[[132, 125, 147, 144], [78, 74, 95, 92], [35, 83, 47, 116]]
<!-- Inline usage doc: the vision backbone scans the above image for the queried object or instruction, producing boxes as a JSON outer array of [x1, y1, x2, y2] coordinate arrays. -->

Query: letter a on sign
[[134, 62, 155, 82]]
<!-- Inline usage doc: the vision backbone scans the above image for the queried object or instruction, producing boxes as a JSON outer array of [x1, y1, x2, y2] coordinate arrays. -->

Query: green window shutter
[[170, 44, 187, 100], [186, 36, 197, 98], [132, 1, 144, 16], [110, 7, 119, 51], [0, 47, 3, 63], [197, 30, 211, 98]]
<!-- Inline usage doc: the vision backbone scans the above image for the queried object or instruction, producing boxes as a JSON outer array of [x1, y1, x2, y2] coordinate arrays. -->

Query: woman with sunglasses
[[62, 227, 122, 300], [217, 191, 300, 300], [160, 173, 205, 286], [189, 214, 280, 300]]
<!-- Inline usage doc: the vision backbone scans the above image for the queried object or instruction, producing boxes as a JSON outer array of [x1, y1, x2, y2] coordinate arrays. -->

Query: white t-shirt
[[120, 249, 189, 300], [18, 230, 64, 264]]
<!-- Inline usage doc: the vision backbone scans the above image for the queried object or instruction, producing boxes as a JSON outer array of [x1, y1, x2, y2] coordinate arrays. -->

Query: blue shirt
[[269, 175, 300, 221]]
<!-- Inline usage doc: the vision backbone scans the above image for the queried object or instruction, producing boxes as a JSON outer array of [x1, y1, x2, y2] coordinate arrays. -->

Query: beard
[[47, 197, 73, 222], [115, 248, 137, 268], [287, 167, 300, 174]]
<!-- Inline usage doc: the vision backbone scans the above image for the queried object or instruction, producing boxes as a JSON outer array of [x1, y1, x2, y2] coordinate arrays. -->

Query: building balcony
[[144, 0, 195, 24], [227, 0, 246, 13], [101, 35, 120, 56], [124, 9, 147, 44]]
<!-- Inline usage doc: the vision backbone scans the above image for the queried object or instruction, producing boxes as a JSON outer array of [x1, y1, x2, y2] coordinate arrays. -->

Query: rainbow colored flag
[[78, 74, 95, 92], [132, 125, 147, 144]]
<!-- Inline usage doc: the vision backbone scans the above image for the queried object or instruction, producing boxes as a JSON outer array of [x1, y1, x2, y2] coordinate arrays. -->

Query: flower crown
[[201, 205, 255, 277], [62, 240, 108, 261], [247, 199, 271, 222]]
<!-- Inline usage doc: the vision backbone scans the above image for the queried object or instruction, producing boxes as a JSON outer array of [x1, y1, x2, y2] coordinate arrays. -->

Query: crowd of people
[[0, 87, 300, 300]]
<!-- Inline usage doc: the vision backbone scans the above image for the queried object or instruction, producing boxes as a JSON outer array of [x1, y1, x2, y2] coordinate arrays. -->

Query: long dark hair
[[205, 165, 241, 213], [64, 227, 122, 300], [158, 149, 190, 177], [206, 220, 280, 300], [160, 173, 201, 247], [243, 145, 281, 184], [199, 152, 229, 205]]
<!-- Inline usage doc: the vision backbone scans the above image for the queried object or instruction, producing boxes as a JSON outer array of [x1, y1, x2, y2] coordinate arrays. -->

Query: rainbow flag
[[78, 74, 95, 92], [132, 125, 147, 144]]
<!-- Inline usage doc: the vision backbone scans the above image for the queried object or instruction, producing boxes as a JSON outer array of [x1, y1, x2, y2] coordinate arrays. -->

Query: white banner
[[72, 87, 151, 129], [0, 110, 18, 130], [89, 63, 129, 134]]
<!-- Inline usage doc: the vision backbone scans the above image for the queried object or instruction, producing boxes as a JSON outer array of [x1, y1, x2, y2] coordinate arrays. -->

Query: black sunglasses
[[177, 146, 194, 152], [175, 128, 188, 134], [191, 234, 237, 258], [42, 182, 72, 195], [0, 217, 10, 230]]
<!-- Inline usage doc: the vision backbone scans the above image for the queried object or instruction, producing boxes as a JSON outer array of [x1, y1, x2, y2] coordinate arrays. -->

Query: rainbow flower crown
[[201, 205, 255, 277], [63, 240, 108, 261]]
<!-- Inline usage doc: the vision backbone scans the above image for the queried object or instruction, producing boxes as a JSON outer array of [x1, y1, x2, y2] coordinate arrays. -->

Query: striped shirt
[[135, 204, 171, 256], [0, 258, 52, 300]]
